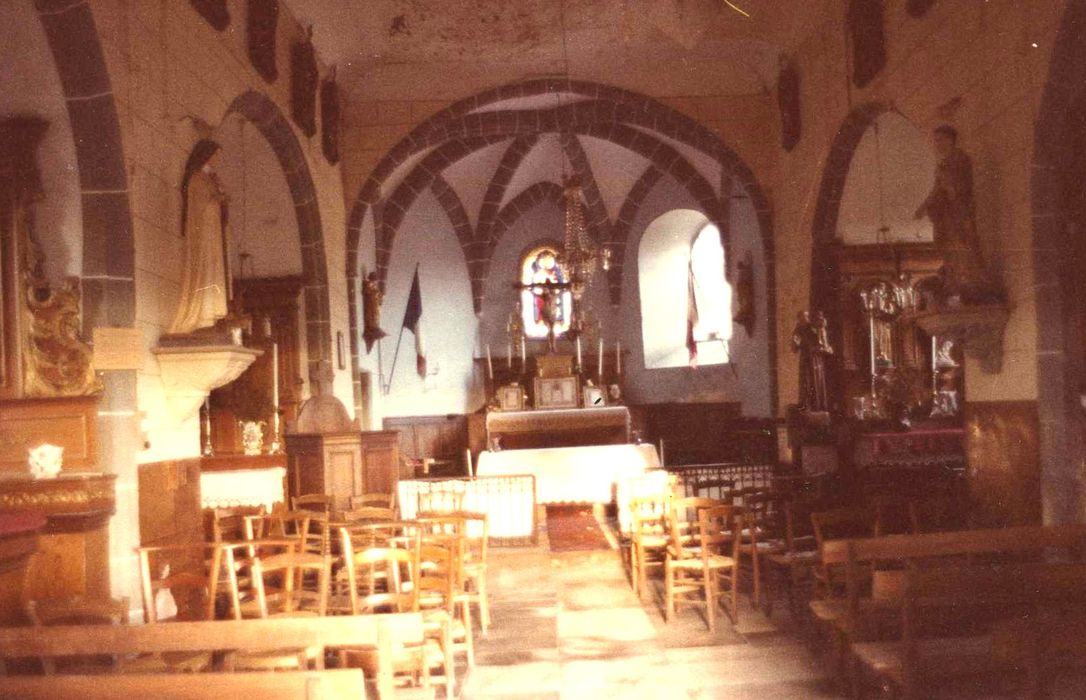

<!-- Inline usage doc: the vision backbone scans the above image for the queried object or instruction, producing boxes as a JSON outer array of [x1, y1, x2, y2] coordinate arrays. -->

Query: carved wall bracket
[[907, 304, 1010, 374]]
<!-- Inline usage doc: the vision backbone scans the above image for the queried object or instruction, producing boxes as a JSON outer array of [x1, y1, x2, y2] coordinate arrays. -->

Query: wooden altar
[[485, 406, 631, 450]]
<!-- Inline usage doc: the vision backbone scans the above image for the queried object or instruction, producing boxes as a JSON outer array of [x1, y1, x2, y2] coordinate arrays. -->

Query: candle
[[616, 340, 622, 375], [521, 338, 526, 367], [598, 338, 604, 378], [576, 336, 582, 368], [271, 342, 280, 407], [507, 340, 513, 369], [486, 344, 493, 380]]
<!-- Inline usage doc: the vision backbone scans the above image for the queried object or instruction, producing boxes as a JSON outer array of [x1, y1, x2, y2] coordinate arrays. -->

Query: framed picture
[[498, 384, 524, 411], [533, 376, 579, 410], [583, 385, 604, 408]]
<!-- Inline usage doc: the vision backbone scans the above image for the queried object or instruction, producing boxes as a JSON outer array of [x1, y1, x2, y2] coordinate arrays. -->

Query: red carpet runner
[[544, 504, 612, 552]]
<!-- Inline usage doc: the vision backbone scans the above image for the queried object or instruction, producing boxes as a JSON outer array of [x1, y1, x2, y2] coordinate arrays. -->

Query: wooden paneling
[[360, 431, 400, 494], [0, 474, 116, 603], [0, 396, 98, 474], [208, 277, 303, 455], [138, 459, 202, 547], [384, 414, 468, 463], [638, 402, 778, 464], [285, 431, 400, 509], [965, 401, 1042, 527]]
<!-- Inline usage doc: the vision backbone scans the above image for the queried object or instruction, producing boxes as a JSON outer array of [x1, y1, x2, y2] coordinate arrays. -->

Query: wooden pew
[[811, 524, 1086, 683], [0, 614, 423, 700], [850, 562, 1086, 699], [0, 669, 366, 700]]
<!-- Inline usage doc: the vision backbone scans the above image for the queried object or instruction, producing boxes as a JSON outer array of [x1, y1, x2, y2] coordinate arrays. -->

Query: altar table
[[475, 443, 659, 505], [201, 467, 286, 510], [486, 406, 631, 449]]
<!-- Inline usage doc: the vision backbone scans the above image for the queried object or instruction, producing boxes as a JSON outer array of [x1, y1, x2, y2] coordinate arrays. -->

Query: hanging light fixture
[[551, 1, 609, 340], [557, 176, 610, 303]]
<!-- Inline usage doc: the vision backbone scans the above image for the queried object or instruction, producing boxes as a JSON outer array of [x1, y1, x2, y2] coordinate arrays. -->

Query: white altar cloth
[[475, 443, 659, 505], [201, 467, 286, 510]]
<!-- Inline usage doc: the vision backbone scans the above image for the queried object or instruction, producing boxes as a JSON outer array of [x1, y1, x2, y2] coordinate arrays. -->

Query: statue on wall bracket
[[163, 138, 249, 346], [914, 125, 1003, 308], [361, 270, 387, 353]]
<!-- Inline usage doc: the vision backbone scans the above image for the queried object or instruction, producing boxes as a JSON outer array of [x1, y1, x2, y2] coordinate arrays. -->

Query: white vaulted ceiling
[[283, 0, 825, 101]]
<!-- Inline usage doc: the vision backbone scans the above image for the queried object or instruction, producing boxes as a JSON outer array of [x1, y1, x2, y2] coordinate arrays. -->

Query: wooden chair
[[230, 550, 332, 672], [137, 543, 213, 623], [811, 506, 876, 598], [341, 506, 396, 524], [440, 510, 492, 634], [628, 495, 670, 600], [350, 492, 395, 509], [292, 493, 333, 515], [739, 490, 788, 611], [250, 550, 331, 618], [417, 541, 471, 676], [664, 504, 742, 631], [131, 543, 217, 673], [418, 488, 465, 515], [209, 538, 298, 620], [336, 543, 449, 698], [26, 596, 130, 675]]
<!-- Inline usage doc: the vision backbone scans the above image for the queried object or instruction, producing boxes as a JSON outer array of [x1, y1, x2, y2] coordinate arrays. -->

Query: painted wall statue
[[170, 140, 231, 335], [792, 310, 834, 413], [361, 271, 387, 353], [914, 125, 1000, 306]]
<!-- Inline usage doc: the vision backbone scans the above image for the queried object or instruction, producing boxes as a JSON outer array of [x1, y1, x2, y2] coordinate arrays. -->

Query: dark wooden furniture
[[284, 430, 400, 511], [207, 276, 304, 455], [0, 512, 45, 624]]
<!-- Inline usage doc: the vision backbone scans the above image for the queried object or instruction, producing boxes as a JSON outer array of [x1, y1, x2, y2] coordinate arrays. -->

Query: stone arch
[[1031, 0, 1086, 524], [34, 0, 136, 332], [224, 90, 332, 373], [809, 102, 892, 311], [476, 136, 539, 244], [345, 79, 778, 416], [610, 165, 664, 305]]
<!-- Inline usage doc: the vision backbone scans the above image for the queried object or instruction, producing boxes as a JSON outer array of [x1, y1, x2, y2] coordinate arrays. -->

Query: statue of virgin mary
[[169, 139, 231, 335]]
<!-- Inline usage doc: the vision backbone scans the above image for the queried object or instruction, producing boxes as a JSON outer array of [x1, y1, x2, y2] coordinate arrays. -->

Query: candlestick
[[201, 396, 213, 457], [269, 341, 281, 453], [576, 336, 582, 369], [272, 342, 280, 407], [616, 340, 622, 375], [486, 344, 494, 380], [598, 337, 604, 379]]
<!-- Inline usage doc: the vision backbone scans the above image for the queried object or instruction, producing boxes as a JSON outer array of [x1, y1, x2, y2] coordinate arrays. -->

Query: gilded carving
[[0, 478, 115, 512], [22, 233, 101, 397]]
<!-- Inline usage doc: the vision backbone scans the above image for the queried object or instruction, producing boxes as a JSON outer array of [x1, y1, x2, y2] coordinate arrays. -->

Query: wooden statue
[[793, 310, 834, 413], [361, 271, 387, 353], [914, 125, 1000, 306]]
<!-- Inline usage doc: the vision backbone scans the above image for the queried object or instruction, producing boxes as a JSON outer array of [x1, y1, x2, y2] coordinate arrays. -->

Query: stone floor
[[459, 544, 838, 700]]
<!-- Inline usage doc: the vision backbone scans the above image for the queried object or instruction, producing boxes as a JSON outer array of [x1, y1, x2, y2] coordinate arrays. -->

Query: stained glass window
[[520, 245, 571, 339]]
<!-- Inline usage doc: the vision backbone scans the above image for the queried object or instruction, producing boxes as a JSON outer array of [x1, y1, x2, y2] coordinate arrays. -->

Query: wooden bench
[[0, 669, 366, 700], [810, 524, 1086, 682], [0, 614, 424, 700], [850, 561, 1086, 699]]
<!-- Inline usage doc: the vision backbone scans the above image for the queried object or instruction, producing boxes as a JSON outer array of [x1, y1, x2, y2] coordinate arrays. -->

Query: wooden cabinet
[[284, 430, 400, 511]]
